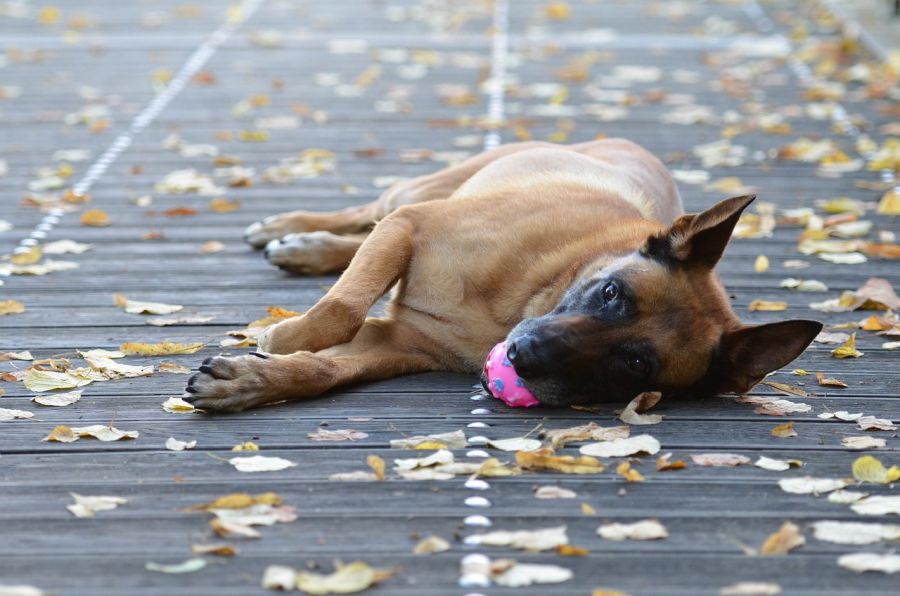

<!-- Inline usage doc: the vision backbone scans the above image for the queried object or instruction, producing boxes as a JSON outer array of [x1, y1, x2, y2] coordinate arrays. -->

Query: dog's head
[[504, 195, 822, 406]]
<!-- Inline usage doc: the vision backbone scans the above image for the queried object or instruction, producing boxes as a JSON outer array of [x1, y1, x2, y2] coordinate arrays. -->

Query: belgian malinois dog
[[183, 140, 822, 412]]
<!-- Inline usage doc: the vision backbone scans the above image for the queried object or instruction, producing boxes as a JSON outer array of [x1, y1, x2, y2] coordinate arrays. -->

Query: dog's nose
[[507, 337, 547, 379]]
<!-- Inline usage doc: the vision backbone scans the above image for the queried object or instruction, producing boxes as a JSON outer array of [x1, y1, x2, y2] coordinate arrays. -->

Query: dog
[[183, 140, 822, 412]]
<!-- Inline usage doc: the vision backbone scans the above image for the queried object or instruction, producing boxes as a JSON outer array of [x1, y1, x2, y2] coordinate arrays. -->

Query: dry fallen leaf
[[816, 372, 847, 388], [579, 435, 661, 458], [228, 455, 296, 473], [748, 300, 787, 312], [190, 543, 236, 557], [295, 561, 390, 595], [619, 391, 663, 425], [23, 368, 97, 392], [851, 495, 900, 516], [856, 416, 898, 431], [778, 477, 847, 495], [465, 526, 568, 551], [837, 553, 900, 574], [0, 300, 25, 316], [754, 456, 801, 472], [811, 521, 900, 545], [516, 448, 605, 474], [770, 422, 798, 438], [162, 396, 195, 413], [616, 461, 644, 482], [146, 315, 215, 326], [31, 389, 82, 407], [145, 559, 207, 574], [262, 565, 296, 590], [307, 428, 369, 441], [761, 381, 808, 397], [656, 453, 687, 471], [119, 341, 204, 356], [534, 485, 577, 499], [719, 582, 782, 595], [737, 396, 810, 416], [113, 294, 183, 315], [596, 519, 668, 541], [389, 430, 467, 449], [413, 535, 450, 555], [543, 423, 629, 448], [691, 453, 750, 467], [842, 436, 886, 450], [165, 437, 197, 451], [831, 333, 863, 359], [487, 437, 542, 452], [0, 350, 33, 361], [67, 493, 127, 518], [852, 455, 900, 484], [754, 255, 769, 273], [0, 408, 34, 421], [492, 560, 573, 587], [186, 492, 283, 512], [759, 521, 805, 555], [79, 209, 110, 226]]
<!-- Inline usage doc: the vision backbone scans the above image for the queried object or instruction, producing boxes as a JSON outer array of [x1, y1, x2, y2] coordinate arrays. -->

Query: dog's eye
[[627, 355, 648, 374], [602, 282, 619, 303]]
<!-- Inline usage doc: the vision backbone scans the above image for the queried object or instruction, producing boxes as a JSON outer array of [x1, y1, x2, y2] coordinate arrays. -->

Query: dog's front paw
[[183, 353, 276, 413]]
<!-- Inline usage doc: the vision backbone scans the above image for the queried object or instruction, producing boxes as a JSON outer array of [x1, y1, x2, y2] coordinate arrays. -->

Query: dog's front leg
[[183, 318, 436, 413]]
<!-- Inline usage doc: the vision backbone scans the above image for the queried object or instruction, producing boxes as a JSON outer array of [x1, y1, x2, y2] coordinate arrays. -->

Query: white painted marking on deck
[[13, 0, 264, 251], [482, 0, 509, 151]]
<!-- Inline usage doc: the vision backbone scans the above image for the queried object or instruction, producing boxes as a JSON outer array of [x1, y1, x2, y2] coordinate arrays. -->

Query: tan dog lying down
[[184, 140, 821, 412]]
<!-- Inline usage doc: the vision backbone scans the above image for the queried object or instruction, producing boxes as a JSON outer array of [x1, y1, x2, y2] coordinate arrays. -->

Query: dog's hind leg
[[185, 318, 437, 412], [245, 141, 553, 250], [257, 212, 415, 355]]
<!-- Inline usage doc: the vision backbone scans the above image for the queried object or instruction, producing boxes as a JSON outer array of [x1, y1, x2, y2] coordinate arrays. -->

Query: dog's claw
[[181, 394, 198, 404], [187, 373, 199, 386], [185, 385, 199, 394], [199, 364, 213, 374], [250, 351, 269, 359], [201, 357, 213, 366]]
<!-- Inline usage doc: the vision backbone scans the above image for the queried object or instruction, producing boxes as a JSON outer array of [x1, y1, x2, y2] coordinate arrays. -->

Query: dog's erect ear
[[643, 195, 755, 268], [717, 320, 823, 394]]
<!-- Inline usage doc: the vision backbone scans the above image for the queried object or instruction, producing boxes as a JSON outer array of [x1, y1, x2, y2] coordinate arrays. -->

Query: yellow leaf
[[231, 441, 259, 452], [38, 6, 60, 24], [656, 454, 686, 471], [771, 422, 797, 438], [748, 299, 787, 312], [367, 454, 385, 481], [0, 300, 25, 316], [296, 561, 386, 595], [877, 188, 900, 215], [759, 521, 805, 555], [831, 333, 863, 359], [199, 240, 225, 254], [754, 255, 769, 273], [475, 458, 521, 477], [10, 245, 42, 265], [248, 305, 301, 328], [186, 492, 282, 511], [516, 448, 605, 474], [44, 425, 77, 443], [852, 455, 900, 484], [79, 209, 110, 226], [209, 197, 240, 213], [581, 502, 597, 515], [616, 461, 644, 482], [544, 2, 571, 21], [237, 130, 269, 142], [119, 341, 205, 356], [24, 368, 96, 392], [556, 544, 589, 556]]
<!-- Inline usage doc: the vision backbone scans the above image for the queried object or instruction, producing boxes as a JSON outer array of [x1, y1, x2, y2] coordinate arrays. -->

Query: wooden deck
[[1, 1, 897, 594]]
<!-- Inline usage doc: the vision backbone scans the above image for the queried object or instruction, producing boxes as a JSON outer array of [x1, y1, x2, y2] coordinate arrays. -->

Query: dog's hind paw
[[264, 231, 357, 275]]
